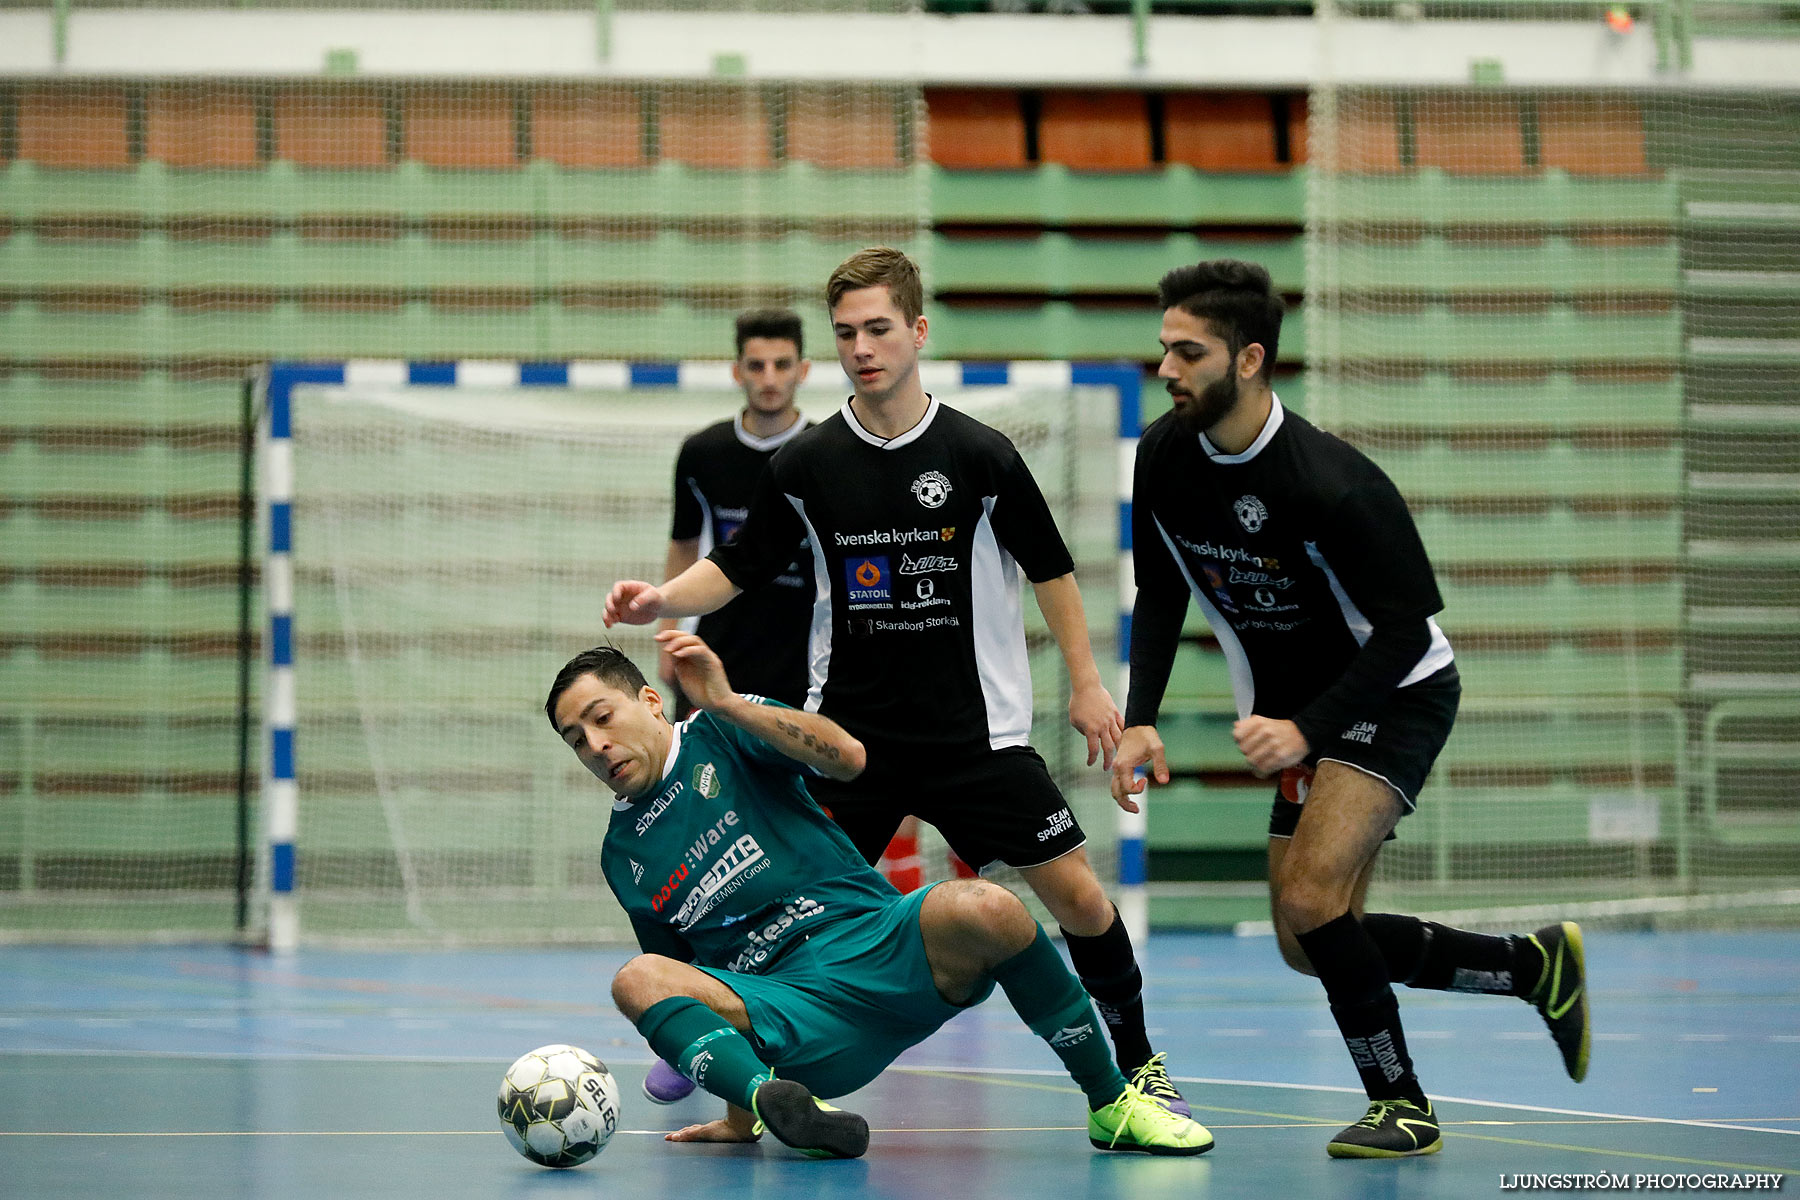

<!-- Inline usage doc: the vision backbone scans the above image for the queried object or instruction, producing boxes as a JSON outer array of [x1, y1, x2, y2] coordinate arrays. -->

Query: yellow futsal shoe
[[1088, 1083, 1215, 1155], [1326, 1098, 1442, 1159], [1526, 921, 1591, 1083]]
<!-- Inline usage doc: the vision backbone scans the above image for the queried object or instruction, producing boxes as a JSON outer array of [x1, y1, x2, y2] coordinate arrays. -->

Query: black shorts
[[807, 742, 1085, 872], [1268, 665, 1461, 839]]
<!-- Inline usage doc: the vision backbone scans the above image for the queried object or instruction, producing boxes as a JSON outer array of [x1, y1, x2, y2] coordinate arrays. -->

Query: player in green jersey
[[546, 630, 1213, 1160]]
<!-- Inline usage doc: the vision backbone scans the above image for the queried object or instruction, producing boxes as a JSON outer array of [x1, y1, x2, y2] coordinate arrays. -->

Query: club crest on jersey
[[1234, 495, 1269, 533], [911, 470, 952, 509], [692, 762, 721, 799]]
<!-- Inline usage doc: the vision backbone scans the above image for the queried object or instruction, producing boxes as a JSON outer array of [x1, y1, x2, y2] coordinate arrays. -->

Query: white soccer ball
[[497, 1043, 621, 1168]]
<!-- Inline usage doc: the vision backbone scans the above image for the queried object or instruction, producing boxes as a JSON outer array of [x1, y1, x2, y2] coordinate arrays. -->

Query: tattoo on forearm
[[773, 716, 841, 761]]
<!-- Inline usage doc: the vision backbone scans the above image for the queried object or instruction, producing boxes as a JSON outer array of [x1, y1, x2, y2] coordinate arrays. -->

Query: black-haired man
[[1112, 259, 1591, 1158]]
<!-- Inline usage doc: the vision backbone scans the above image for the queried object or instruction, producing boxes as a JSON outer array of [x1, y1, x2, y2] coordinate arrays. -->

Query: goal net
[[1, 1, 927, 942], [269, 361, 1120, 946], [1307, 5, 1800, 927]]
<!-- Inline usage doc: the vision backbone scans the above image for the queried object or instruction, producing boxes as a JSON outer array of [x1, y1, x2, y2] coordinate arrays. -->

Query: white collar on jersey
[[841, 393, 940, 450], [1199, 392, 1285, 465], [609, 717, 686, 812], [733, 411, 809, 452]]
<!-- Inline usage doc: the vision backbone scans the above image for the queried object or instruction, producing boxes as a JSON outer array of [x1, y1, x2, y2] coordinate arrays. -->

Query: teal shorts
[[695, 882, 992, 1099]]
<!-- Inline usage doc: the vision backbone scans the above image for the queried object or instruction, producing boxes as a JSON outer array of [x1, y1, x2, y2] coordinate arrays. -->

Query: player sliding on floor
[[546, 632, 1213, 1160]]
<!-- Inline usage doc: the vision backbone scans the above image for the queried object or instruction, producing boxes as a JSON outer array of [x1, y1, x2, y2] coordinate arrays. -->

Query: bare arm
[[1031, 572, 1124, 769], [656, 539, 702, 686], [657, 631, 865, 782], [665, 1102, 760, 1144], [605, 559, 742, 627]]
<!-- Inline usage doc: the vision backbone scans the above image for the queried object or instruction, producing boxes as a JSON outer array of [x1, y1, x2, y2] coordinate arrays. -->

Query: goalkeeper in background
[[546, 632, 1212, 1158], [1113, 258, 1590, 1158]]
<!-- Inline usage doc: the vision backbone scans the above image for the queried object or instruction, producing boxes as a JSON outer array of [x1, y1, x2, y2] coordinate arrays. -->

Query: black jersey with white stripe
[[1127, 396, 1454, 749], [707, 396, 1075, 753], [670, 413, 814, 708]]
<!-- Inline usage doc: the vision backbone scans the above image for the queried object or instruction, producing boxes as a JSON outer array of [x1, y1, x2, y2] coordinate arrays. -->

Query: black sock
[[1364, 912, 1544, 998], [1295, 912, 1427, 1108], [1060, 907, 1153, 1072]]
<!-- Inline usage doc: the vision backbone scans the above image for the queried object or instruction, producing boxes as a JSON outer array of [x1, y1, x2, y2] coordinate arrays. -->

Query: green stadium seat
[[932, 301, 1306, 362], [1456, 644, 1683, 697], [1440, 702, 1683, 775], [1334, 304, 1680, 366], [1414, 508, 1681, 567], [1144, 782, 1271, 851], [0, 160, 926, 227], [1325, 168, 1677, 228], [1330, 370, 1683, 432], [0, 649, 243, 715], [1399, 783, 1683, 846], [1329, 235, 1677, 295], [1438, 577, 1681, 633], [930, 164, 1306, 227], [931, 232, 1305, 295], [1369, 441, 1681, 500]]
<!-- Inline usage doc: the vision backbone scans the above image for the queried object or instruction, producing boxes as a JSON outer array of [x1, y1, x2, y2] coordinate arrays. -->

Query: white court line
[[885, 1064, 1800, 1140], [1, 1049, 1792, 1140]]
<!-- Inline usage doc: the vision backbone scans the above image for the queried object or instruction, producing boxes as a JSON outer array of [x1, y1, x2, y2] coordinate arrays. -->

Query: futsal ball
[[497, 1044, 621, 1168]]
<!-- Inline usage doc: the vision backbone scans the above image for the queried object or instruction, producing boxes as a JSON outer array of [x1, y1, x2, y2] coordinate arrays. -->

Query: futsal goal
[[258, 358, 1135, 948]]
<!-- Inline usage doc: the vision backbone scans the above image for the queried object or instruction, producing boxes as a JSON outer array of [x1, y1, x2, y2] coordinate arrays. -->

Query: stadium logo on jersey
[[911, 470, 952, 509], [844, 555, 892, 608], [1234, 494, 1269, 533], [692, 762, 721, 800], [898, 552, 956, 575]]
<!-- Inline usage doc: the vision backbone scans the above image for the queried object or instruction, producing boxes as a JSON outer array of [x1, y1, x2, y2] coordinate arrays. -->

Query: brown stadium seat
[[406, 86, 519, 168], [1039, 90, 1153, 169], [659, 85, 772, 169], [1288, 93, 1310, 165], [1165, 92, 1281, 171], [1538, 97, 1651, 176], [1413, 94, 1528, 174], [146, 85, 260, 168], [926, 89, 1028, 169], [532, 85, 646, 168], [275, 85, 390, 168], [17, 85, 133, 167], [1331, 94, 1404, 172], [787, 86, 908, 169]]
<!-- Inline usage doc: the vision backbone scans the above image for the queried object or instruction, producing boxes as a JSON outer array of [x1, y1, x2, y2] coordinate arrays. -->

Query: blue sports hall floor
[[1, 930, 1795, 1199]]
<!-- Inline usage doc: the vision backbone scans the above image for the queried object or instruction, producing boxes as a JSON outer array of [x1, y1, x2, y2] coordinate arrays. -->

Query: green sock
[[636, 996, 773, 1112], [992, 925, 1130, 1109]]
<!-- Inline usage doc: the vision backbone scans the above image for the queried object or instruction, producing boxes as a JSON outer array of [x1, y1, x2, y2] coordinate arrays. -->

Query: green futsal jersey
[[600, 699, 898, 976]]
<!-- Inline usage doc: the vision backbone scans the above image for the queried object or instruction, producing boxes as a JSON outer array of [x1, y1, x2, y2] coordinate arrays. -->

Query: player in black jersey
[[1112, 259, 1591, 1158], [660, 309, 815, 718], [645, 309, 817, 1106], [606, 247, 1191, 1117]]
